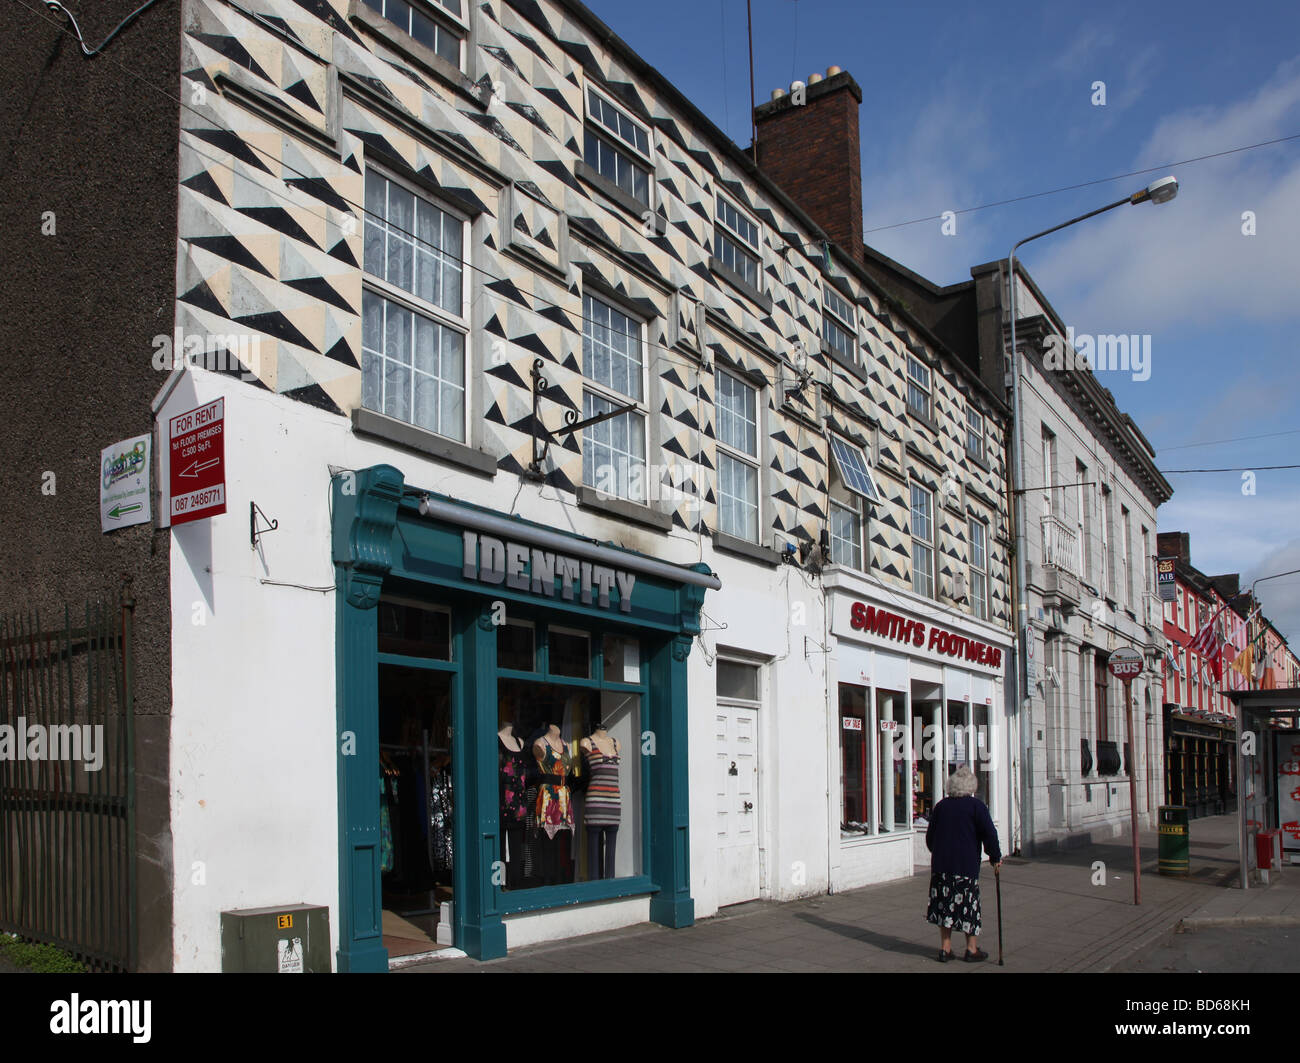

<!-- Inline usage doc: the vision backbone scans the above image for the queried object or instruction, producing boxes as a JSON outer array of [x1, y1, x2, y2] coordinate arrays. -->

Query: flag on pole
[[1164, 645, 1182, 675], [1189, 605, 1224, 658], [1230, 642, 1252, 682]]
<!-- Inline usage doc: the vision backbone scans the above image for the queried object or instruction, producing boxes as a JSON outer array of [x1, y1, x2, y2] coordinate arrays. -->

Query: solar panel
[[829, 436, 882, 503]]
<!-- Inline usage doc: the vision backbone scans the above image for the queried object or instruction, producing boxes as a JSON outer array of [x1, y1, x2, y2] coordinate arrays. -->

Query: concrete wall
[[0, 0, 181, 971]]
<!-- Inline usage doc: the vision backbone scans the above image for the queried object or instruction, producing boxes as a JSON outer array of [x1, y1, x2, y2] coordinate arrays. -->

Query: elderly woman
[[925, 765, 1001, 963]]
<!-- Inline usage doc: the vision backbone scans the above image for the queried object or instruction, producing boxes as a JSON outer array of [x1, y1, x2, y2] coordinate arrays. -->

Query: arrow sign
[[168, 399, 226, 526], [179, 458, 220, 478], [100, 434, 152, 533]]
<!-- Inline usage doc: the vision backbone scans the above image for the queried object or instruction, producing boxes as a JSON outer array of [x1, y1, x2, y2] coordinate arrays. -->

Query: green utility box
[[220, 903, 331, 973], [1158, 806, 1190, 876]]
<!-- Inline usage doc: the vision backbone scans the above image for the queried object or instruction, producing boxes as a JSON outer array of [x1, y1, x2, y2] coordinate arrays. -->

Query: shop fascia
[[462, 531, 637, 612], [837, 595, 1006, 771], [847, 601, 1004, 668]]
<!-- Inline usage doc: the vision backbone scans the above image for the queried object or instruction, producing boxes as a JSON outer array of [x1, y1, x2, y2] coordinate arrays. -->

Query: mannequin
[[498, 719, 528, 889], [532, 723, 573, 885], [581, 721, 621, 879]]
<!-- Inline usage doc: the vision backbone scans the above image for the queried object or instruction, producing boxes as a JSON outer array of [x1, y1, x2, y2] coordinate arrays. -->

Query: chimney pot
[[827, 65, 842, 76], [808, 72, 823, 84], [771, 88, 786, 100]]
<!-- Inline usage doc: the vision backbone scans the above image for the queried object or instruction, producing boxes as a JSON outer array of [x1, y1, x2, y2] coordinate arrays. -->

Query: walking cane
[[995, 863, 1004, 966]]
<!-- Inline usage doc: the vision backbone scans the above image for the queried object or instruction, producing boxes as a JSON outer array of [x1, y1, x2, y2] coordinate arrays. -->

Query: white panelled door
[[714, 702, 759, 907]]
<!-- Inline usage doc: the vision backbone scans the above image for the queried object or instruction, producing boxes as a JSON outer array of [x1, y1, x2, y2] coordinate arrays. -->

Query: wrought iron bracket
[[251, 501, 279, 548], [527, 358, 636, 477]]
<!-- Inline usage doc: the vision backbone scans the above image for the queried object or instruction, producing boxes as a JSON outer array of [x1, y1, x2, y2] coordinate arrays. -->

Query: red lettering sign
[[169, 399, 226, 526], [846, 599, 1002, 669]]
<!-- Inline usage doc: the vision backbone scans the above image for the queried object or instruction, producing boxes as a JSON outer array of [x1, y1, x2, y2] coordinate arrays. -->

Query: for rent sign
[[168, 399, 226, 526]]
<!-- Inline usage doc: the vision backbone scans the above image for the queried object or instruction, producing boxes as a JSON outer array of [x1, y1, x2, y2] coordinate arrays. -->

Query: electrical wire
[[16, 0, 1300, 271], [1160, 464, 1300, 473], [864, 131, 1300, 234], [1157, 427, 1300, 453], [43, 0, 162, 57]]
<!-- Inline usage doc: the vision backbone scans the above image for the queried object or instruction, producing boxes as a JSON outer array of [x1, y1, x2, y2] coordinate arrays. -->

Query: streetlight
[[1007, 176, 1178, 856]]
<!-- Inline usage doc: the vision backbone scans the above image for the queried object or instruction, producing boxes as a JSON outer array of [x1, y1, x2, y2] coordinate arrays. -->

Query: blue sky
[[589, 0, 1300, 647]]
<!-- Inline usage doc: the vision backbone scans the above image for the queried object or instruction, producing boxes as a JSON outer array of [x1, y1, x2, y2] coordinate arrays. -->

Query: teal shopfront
[[331, 465, 718, 969]]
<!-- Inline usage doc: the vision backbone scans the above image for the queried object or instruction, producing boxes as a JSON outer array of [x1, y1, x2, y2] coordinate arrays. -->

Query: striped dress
[[582, 741, 621, 826]]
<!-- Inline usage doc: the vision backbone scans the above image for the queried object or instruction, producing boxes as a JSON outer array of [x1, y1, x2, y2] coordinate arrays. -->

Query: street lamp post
[[1007, 176, 1178, 856]]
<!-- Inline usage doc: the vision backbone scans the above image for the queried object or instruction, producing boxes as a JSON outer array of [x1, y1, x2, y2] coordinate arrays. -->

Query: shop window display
[[496, 625, 643, 892]]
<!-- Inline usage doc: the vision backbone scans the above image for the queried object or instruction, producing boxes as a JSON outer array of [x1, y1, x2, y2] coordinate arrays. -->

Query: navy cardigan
[[925, 795, 1002, 879]]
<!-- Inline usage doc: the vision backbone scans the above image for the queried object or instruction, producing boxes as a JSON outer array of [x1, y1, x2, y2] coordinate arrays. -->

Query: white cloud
[[1159, 485, 1300, 645], [1030, 58, 1300, 334]]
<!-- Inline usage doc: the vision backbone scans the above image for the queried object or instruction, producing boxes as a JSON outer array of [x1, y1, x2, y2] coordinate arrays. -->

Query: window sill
[[712, 531, 782, 567], [576, 486, 673, 532], [351, 406, 497, 477], [827, 346, 868, 384], [575, 160, 651, 221], [709, 256, 773, 314], [907, 406, 940, 436], [840, 830, 912, 846], [498, 875, 657, 916], [348, 3, 487, 109], [966, 448, 990, 472]]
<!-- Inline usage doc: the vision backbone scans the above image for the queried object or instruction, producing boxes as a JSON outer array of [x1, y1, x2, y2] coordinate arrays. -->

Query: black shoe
[[937, 950, 953, 963], [963, 948, 988, 963]]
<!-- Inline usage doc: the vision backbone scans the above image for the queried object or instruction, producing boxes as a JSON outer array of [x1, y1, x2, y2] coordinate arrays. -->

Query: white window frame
[[583, 84, 654, 211], [1100, 484, 1113, 598], [906, 354, 932, 421], [822, 284, 856, 362], [360, 0, 468, 70], [715, 369, 760, 542], [581, 291, 649, 503], [828, 498, 863, 570], [1076, 460, 1090, 582], [911, 481, 936, 598], [714, 192, 762, 293], [1121, 506, 1132, 605], [966, 406, 984, 462], [969, 517, 989, 621], [361, 164, 470, 443]]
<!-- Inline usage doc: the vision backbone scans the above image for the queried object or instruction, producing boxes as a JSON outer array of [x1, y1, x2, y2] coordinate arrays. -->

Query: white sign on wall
[[100, 434, 152, 532], [277, 937, 304, 973]]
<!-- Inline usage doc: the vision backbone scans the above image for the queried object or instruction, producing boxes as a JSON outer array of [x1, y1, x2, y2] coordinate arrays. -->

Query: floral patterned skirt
[[926, 872, 982, 935]]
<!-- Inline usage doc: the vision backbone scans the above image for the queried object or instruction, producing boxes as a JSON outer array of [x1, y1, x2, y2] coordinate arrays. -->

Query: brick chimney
[[754, 67, 863, 262], [1156, 531, 1191, 566]]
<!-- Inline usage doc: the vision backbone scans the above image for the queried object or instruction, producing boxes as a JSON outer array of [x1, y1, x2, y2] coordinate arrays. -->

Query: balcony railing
[[1041, 514, 1081, 578]]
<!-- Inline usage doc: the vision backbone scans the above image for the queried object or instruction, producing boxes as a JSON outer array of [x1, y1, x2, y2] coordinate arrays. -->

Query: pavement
[[406, 814, 1300, 974]]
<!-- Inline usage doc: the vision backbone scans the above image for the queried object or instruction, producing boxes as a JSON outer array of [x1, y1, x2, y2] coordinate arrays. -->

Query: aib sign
[[1107, 647, 1144, 681]]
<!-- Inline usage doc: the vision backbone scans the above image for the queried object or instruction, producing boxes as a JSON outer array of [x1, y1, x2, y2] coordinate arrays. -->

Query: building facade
[[1156, 533, 1247, 819], [4, 0, 1015, 969]]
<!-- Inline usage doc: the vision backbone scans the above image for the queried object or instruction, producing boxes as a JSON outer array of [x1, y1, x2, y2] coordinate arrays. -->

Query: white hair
[[945, 765, 978, 798]]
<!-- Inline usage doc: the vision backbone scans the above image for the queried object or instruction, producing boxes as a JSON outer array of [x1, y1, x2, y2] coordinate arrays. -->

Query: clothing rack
[[379, 731, 441, 917]]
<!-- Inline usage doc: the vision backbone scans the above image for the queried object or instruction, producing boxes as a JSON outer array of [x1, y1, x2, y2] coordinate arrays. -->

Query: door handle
[[743, 801, 753, 812], [728, 761, 738, 776]]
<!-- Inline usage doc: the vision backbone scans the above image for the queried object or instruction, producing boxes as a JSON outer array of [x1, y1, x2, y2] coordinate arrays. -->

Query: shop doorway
[[378, 663, 454, 958], [715, 659, 762, 907]]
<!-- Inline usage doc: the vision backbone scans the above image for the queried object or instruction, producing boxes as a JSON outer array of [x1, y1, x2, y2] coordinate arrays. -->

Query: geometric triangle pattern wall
[[176, 0, 1011, 628]]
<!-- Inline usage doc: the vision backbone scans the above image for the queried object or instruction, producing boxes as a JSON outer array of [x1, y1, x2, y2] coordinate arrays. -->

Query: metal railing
[[0, 601, 135, 972], [1040, 514, 1081, 578]]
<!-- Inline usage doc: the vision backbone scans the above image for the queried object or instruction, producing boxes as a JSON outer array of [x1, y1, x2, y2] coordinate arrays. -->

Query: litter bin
[[1158, 805, 1189, 876]]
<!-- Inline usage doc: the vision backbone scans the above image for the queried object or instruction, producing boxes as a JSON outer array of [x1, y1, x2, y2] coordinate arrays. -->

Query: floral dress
[[926, 872, 982, 936], [534, 740, 574, 839], [499, 737, 530, 826]]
